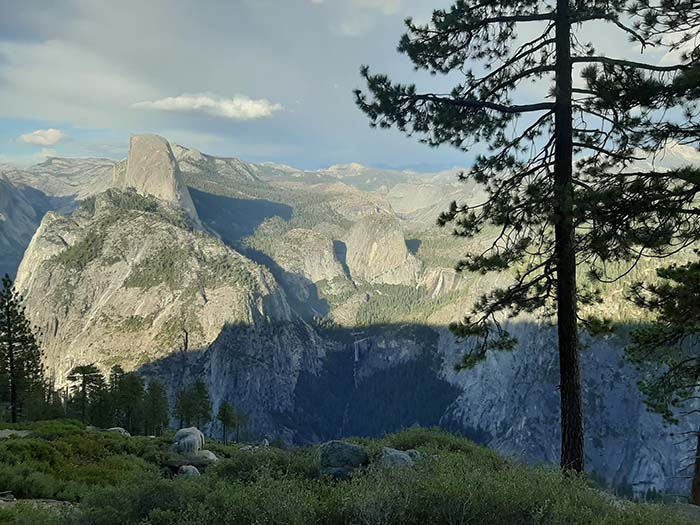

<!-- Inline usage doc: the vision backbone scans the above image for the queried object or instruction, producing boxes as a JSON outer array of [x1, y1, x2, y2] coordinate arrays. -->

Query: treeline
[[64, 364, 169, 436], [0, 274, 248, 442]]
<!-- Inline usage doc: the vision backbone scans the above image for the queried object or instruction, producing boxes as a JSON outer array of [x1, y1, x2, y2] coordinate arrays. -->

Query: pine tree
[[217, 400, 236, 444], [627, 259, 700, 505], [234, 410, 249, 442], [175, 384, 195, 427], [355, 0, 697, 472], [192, 379, 211, 429], [67, 364, 105, 423], [0, 274, 44, 422], [116, 372, 145, 434], [143, 380, 169, 436]]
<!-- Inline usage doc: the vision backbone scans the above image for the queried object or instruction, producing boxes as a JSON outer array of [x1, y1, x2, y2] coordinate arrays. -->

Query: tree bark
[[554, 0, 584, 472], [691, 431, 700, 505], [6, 302, 17, 424]]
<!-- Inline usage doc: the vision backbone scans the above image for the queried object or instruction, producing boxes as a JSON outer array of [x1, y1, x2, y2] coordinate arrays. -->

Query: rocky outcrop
[[256, 228, 350, 305], [106, 427, 131, 437], [344, 212, 420, 285], [15, 189, 290, 386], [318, 441, 369, 479], [113, 135, 199, 223], [177, 465, 201, 478], [173, 427, 205, 455], [381, 447, 416, 469], [169, 428, 219, 469]]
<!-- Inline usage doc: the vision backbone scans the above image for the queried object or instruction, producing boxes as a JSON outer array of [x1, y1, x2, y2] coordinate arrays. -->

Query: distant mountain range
[[3, 135, 700, 496]]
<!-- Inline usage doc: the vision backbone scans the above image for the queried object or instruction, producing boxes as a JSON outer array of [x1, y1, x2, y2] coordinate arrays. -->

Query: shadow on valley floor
[[190, 187, 293, 245], [133, 319, 687, 493], [0, 186, 77, 278], [138, 320, 465, 445]]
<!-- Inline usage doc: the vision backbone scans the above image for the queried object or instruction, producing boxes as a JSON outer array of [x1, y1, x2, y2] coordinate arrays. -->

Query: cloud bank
[[19, 128, 65, 146], [132, 93, 283, 121]]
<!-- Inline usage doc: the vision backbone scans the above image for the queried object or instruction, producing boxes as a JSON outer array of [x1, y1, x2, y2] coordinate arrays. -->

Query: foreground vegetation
[[0, 423, 694, 525]]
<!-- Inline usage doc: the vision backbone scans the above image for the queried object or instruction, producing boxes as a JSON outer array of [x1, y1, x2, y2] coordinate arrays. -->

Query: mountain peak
[[112, 134, 200, 223]]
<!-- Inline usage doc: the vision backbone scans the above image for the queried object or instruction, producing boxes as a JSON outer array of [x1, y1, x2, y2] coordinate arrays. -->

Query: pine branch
[[572, 56, 695, 72], [411, 94, 554, 114]]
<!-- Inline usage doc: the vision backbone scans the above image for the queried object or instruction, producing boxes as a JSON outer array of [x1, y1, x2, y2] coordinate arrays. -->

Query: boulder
[[177, 465, 200, 478], [406, 449, 422, 462], [381, 447, 415, 469], [106, 427, 131, 437], [173, 427, 205, 455], [318, 440, 368, 479], [194, 450, 219, 464], [0, 430, 31, 439]]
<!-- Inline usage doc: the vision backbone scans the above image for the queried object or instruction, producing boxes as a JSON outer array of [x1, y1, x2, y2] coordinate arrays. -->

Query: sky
[[0, 0, 675, 171]]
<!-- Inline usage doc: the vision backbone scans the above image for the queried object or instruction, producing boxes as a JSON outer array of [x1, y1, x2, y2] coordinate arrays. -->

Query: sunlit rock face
[[113, 134, 200, 224], [344, 212, 421, 285]]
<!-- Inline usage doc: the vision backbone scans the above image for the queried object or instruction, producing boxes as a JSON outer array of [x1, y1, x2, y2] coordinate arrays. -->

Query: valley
[[1, 134, 696, 497]]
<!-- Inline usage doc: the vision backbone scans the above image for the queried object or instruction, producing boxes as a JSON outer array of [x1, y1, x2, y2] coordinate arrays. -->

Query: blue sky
[[0, 0, 675, 170]]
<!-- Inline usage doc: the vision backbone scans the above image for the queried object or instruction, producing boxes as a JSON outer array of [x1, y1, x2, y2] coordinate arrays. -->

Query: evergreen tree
[[67, 364, 105, 423], [0, 274, 44, 422], [115, 372, 145, 434], [217, 400, 235, 444], [192, 379, 211, 429], [234, 410, 249, 442], [175, 384, 195, 427], [88, 380, 113, 428], [355, 0, 697, 472], [143, 380, 169, 436], [627, 259, 700, 505]]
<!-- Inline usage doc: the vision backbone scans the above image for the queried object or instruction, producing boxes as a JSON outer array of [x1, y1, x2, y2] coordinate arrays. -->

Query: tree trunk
[[554, 0, 584, 472], [691, 432, 700, 505], [81, 379, 87, 423], [6, 303, 17, 423], [222, 423, 226, 444]]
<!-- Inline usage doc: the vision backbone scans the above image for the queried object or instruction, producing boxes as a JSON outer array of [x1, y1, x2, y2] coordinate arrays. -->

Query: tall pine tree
[[0, 274, 44, 422], [143, 380, 169, 436], [355, 1, 697, 471], [67, 364, 105, 423], [217, 400, 236, 444]]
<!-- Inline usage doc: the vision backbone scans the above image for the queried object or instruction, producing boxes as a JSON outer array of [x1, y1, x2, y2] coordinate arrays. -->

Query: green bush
[[1, 424, 695, 524]]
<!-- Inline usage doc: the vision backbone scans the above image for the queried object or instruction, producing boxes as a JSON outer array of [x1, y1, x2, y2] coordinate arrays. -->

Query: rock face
[[2, 157, 114, 199], [344, 212, 420, 285], [318, 441, 369, 479], [15, 189, 290, 385], [113, 135, 199, 223]]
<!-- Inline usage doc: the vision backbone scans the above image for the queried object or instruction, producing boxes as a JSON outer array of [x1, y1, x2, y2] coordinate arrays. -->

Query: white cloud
[[132, 93, 283, 120], [19, 128, 65, 146]]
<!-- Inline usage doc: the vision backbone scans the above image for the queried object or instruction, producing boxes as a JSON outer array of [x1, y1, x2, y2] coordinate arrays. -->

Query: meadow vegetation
[[0, 424, 694, 525]]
